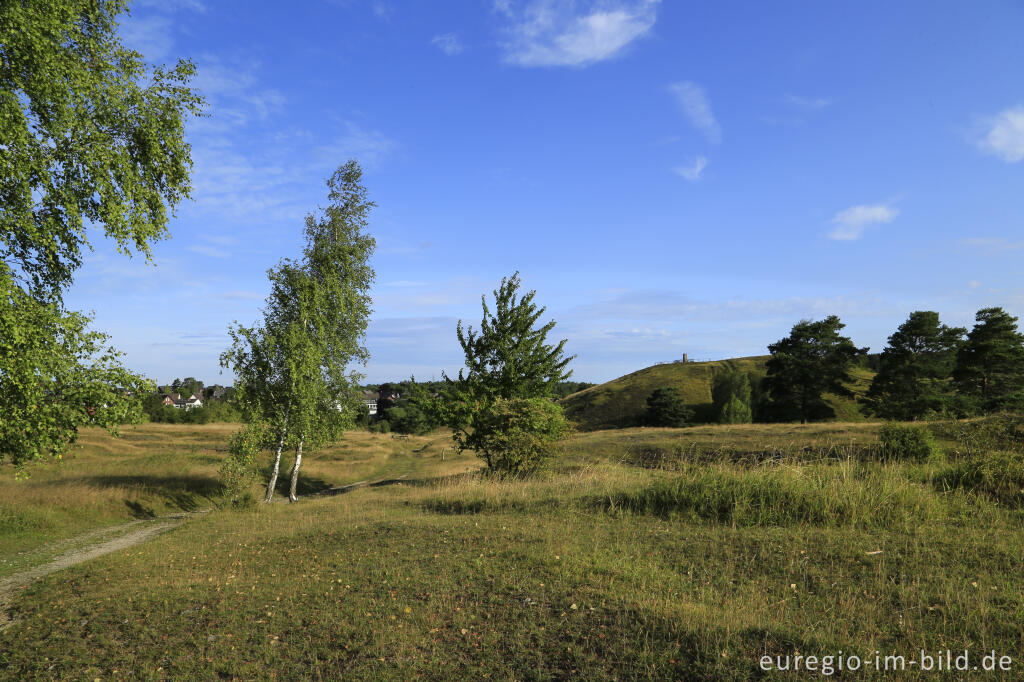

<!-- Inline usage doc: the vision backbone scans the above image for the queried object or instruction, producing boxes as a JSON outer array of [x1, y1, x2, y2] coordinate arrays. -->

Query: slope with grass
[[2, 420, 1024, 679], [560, 356, 874, 430]]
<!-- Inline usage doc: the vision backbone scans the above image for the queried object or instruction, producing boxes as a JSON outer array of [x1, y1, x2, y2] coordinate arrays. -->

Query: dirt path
[[0, 512, 205, 631]]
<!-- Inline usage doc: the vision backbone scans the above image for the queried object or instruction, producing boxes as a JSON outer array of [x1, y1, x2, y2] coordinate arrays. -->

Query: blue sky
[[66, 0, 1024, 385]]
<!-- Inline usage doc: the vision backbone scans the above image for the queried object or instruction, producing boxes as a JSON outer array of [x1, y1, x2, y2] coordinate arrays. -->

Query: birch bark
[[288, 434, 305, 503]]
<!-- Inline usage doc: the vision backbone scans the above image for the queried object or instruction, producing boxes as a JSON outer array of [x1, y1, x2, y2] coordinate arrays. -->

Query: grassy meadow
[[2, 419, 1024, 679]]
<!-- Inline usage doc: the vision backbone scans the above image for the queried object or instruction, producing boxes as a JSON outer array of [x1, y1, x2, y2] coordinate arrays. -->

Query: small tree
[[436, 273, 574, 475], [222, 160, 375, 502], [866, 311, 964, 420], [720, 395, 753, 424], [763, 315, 866, 423], [712, 369, 752, 424], [645, 387, 693, 427], [953, 307, 1024, 413]]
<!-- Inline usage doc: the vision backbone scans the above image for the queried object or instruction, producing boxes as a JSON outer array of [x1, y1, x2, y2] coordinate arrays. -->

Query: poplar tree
[[866, 311, 964, 419], [222, 161, 375, 502]]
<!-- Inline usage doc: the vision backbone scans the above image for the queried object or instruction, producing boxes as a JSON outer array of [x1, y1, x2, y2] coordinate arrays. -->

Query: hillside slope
[[560, 357, 874, 431]]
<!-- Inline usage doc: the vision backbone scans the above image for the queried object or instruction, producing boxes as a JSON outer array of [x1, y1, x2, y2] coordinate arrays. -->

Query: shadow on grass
[[65, 474, 223, 511]]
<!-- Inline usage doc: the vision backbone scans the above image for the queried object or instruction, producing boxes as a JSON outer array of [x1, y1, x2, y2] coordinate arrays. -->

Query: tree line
[[645, 309, 1024, 427]]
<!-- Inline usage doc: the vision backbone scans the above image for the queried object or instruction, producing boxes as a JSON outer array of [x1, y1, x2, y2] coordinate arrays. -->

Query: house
[[160, 392, 203, 409], [362, 390, 379, 416]]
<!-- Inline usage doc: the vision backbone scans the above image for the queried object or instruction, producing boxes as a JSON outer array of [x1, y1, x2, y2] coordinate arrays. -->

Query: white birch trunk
[[288, 434, 305, 503], [264, 428, 287, 503]]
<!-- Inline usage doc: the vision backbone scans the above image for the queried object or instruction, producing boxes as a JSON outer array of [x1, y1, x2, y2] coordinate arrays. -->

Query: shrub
[[720, 396, 752, 424], [470, 398, 570, 476], [878, 423, 943, 462], [935, 450, 1024, 507], [219, 425, 266, 508]]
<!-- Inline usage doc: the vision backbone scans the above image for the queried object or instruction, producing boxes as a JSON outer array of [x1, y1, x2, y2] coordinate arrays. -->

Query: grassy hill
[[560, 356, 875, 431]]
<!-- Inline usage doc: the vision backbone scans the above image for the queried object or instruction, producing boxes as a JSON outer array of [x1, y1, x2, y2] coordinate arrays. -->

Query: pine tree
[[866, 311, 964, 419], [763, 316, 866, 423], [953, 307, 1024, 412]]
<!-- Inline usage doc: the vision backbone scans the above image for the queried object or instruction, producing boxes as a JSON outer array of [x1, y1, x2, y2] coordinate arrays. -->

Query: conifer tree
[[953, 307, 1024, 413], [763, 316, 866, 423], [436, 273, 573, 474], [866, 311, 964, 419]]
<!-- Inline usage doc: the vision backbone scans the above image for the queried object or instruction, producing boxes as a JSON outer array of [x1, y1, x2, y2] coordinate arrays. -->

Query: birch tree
[[222, 161, 375, 502]]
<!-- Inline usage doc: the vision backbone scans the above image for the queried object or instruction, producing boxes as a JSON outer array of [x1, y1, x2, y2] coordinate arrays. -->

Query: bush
[[469, 398, 570, 476], [720, 396, 752, 424], [935, 450, 1024, 507], [219, 425, 266, 508], [878, 423, 943, 462]]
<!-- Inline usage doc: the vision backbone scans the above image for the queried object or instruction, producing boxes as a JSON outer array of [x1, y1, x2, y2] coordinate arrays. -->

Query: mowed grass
[[2, 422, 1024, 679]]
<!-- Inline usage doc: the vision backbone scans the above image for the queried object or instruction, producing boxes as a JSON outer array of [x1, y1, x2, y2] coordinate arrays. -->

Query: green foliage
[[378, 379, 439, 435], [645, 387, 694, 427], [219, 425, 268, 508], [222, 161, 376, 500], [763, 315, 867, 423], [0, 0, 202, 296], [711, 369, 752, 424], [936, 450, 1024, 507], [934, 414, 1024, 458], [719, 396, 752, 424], [878, 423, 943, 462], [866, 311, 965, 420], [0, 0, 200, 467], [436, 273, 574, 474], [953, 307, 1024, 413], [0, 280, 150, 467], [468, 398, 570, 476]]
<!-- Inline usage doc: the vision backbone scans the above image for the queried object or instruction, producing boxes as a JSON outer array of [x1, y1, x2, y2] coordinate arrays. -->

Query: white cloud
[[784, 94, 832, 111], [431, 33, 464, 56], [673, 156, 708, 182], [668, 81, 721, 144], [186, 244, 231, 259], [977, 107, 1024, 163], [501, 0, 660, 67], [827, 204, 898, 241]]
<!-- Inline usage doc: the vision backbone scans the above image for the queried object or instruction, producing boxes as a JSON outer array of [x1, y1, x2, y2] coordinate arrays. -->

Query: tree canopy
[[953, 307, 1024, 413], [0, 0, 201, 467], [866, 311, 964, 420], [222, 161, 375, 502], [763, 315, 866, 423], [436, 273, 573, 474]]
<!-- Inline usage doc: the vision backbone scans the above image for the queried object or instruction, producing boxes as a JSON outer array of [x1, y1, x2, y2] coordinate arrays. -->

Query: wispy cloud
[[500, 0, 660, 68], [977, 106, 1024, 163], [673, 156, 708, 181], [827, 203, 898, 241], [961, 237, 1024, 251], [186, 244, 231, 259], [784, 94, 832, 111], [668, 81, 721, 144], [431, 33, 464, 56]]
